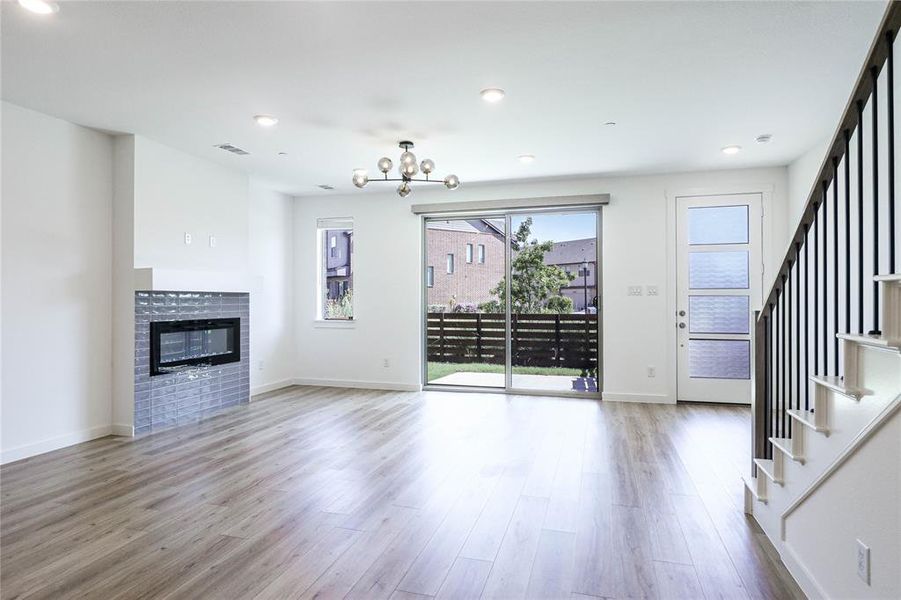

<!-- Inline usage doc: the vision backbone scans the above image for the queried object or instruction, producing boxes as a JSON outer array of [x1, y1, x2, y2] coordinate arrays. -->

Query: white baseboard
[[602, 391, 674, 404], [291, 377, 421, 392], [111, 423, 134, 437], [251, 378, 296, 397], [1, 424, 113, 465]]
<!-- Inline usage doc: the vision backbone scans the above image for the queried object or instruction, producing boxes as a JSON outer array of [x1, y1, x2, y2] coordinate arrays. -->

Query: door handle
[[678, 310, 686, 317], [678, 322, 686, 329]]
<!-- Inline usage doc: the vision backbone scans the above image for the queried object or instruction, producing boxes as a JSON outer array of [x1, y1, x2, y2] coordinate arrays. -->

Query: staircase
[[745, 3, 901, 598]]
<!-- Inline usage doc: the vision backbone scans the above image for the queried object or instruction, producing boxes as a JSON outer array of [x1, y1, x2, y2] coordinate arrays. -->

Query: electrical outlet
[[646, 285, 659, 296], [647, 366, 656, 378], [383, 358, 390, 368], [209, 235, 217, 248], [856, 539, 870, 585], [184, 232, 192, 245], [257, 360, 264, 372], [628, 286, 643, 296]]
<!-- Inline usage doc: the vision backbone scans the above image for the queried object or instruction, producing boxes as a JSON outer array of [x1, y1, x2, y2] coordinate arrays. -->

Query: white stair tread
[[787, 409, 829, 433], [769, 436, 804, 462], [810, 374, 862, 399], [753, 458, 783, 485], [742, 476, 767, 504], [874, 273, 901, 283], [836, 332, 901, 351]]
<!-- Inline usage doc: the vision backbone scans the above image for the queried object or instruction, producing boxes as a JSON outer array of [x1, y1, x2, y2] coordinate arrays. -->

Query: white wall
[[133, 136, 250, 271], [249, 182, 295, 394], [1, 102, 114, 462], [786, 137, 830, 237], [292, 167, 790, 400], [784, 405, 900, 599]]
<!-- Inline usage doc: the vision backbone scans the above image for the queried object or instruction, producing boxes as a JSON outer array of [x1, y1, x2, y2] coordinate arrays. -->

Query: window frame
[[477, 244, 485, 264], [466, 243, 473, 263], [316, 218, 354, 322], [446, 253, 455, 274], [426, 266, 434, 288]]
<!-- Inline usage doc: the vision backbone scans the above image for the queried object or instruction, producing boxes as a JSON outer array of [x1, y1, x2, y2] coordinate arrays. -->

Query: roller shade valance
[[410, 193, 609, 215]]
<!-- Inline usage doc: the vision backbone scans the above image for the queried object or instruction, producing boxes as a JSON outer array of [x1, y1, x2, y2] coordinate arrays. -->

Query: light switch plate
[[628, 286, 643, 296], [646, 285, 659, 296], [856, 539, 870, 585], [209, 235, 217, 248]]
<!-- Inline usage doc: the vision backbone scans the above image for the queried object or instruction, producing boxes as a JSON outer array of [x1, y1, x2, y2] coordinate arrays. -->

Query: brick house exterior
[[426, 221, 597, 313], [426, 220, 504, 308]]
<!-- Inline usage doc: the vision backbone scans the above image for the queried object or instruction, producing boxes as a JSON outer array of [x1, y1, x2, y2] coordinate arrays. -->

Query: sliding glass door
[[423, 208, 601, 397]]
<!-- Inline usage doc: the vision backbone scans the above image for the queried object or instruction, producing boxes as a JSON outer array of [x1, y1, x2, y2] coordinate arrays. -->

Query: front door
[[676, 194, 762, 403]]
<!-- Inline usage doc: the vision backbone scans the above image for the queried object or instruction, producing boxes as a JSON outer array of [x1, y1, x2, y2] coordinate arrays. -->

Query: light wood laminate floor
[[1, 387, 803, 600]]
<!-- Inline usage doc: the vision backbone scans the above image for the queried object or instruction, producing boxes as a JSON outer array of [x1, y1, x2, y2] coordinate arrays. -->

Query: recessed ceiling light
[[721, 145, 742, 155], [318, 185, 335, 191], [756, 134, 773, 144], [517, 154, 535, 164], [604, 121, 616, 126], [253, 114, 278, 128], [480, 88, 505, 103], [18, 0, 59, 14], [278, 152, 288, 157]]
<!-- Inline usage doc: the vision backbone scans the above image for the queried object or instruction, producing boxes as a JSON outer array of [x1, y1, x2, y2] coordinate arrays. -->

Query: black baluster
[[804, 224, 810, 411], [787, 267, 792, 438], [871, 66, 882, 336], [822, 183, 829, 374], [795, 242, 801, 420], [833, 160, 840, 375], [858, 100, 865, 334], [845, 131, 852, 345], [889, 31, 897, 274], [781, 281, 786, 438], [775, 296, 781, 440], [814, 197, 820, 379], [765, 308, 773, 457]]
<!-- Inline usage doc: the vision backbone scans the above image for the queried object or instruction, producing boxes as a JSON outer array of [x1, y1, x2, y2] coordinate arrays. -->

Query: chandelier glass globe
[[397, 181, 412, 197], [377, 157, 393, 173], [352, 170, 368, 188], [400, 161, 419, 178], [443, 174, 460, 190], [399, 150, 417, 166], [420, 159, 435, 175]]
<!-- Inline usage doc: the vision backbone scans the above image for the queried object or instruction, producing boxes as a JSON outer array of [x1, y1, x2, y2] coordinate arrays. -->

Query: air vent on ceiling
[[318, 185, 335, 190], [215, 143, 250, 156]]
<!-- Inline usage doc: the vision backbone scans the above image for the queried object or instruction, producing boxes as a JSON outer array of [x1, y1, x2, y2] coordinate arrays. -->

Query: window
[[447, 253, 455, 274], [426, 266, 434, 288], [318, 217, 353, 320], [466, 243, 473, 263], [477, 244, 485, 264]]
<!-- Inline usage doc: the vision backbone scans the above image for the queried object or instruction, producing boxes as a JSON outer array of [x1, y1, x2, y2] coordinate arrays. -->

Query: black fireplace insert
[[150, 318, 240, 375]]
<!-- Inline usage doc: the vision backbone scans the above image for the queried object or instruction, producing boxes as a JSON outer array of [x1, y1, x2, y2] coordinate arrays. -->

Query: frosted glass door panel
[[688, 205, 749, 245], [689, 296, 750, 334], [689, 251, 749, 289], [688, 339, 750, 379]]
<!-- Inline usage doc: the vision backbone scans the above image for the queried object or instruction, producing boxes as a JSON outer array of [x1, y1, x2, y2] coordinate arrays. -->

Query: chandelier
[[352, 141, 460, 198]]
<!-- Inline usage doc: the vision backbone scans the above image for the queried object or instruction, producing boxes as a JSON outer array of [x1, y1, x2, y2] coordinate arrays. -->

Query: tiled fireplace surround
[[134, 291, 250, 435]]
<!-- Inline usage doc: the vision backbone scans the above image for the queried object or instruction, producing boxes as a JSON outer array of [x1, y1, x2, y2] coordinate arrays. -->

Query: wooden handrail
[[759, 1, 901, 319]]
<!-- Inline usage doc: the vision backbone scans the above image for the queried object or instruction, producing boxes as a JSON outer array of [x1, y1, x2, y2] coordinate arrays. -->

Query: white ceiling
[[1, 1, 887, 196]]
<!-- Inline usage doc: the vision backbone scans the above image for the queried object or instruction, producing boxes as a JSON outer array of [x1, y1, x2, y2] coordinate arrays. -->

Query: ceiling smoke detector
[[215, 143, 250, 156]]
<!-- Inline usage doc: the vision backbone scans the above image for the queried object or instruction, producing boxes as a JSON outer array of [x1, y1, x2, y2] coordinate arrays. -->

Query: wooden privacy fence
[[427, 312, 598, 370]]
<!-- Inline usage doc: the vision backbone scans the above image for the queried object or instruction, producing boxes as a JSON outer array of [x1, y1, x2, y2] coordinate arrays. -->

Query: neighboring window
[[426, 266, 434, 288], [318, 218, 353, 320], [477, 244, 485, 264], [447, 253, 455, 274], [466, 243, 473, 263]]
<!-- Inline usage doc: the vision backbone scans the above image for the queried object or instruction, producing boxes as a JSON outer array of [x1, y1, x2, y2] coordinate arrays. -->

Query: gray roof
[[543, 238, 596, 265]]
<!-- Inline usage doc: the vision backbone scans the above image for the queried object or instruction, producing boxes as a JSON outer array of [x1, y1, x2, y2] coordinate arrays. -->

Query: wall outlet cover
[[184, 232, 192, 245], [209, 235, 217, 248], [646, 285, 659, 296], [628, 286, 643, 296]]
